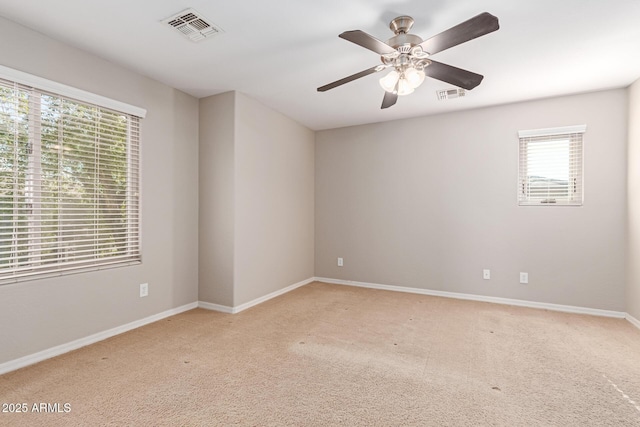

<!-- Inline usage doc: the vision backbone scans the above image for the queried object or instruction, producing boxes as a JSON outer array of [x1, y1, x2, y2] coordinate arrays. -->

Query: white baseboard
[[0, 302, 198, 376], [233, 277, 315, 313], [626, 313, 640, 330], [315, 277, 627, 319], [199, 277, 315, 314], [197, 301, 234, 313]]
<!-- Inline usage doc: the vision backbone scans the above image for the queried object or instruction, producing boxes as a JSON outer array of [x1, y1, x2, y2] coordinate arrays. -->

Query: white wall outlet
[[483, 269, 491, 280], [519, 272, 528, 284], [140, 283, 149, 297], [337, 257, 344, 267]]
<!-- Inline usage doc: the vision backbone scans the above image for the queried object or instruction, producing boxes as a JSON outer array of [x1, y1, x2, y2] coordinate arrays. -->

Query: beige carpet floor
[[1, 281, 640, 426]]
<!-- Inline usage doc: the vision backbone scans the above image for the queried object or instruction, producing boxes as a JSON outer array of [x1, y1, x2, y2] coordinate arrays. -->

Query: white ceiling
[[0, 0, 639, 130]]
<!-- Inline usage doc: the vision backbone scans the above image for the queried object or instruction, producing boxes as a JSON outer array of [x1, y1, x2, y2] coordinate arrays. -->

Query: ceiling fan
[[317, 12, 499, 109]]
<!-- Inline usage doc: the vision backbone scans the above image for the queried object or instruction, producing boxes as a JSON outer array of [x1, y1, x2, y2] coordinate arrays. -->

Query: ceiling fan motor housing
[[387, 33, 423, 49], [387, 16, 423, 50], [382, 22, 429, 72], [384, 17, 427, 70]]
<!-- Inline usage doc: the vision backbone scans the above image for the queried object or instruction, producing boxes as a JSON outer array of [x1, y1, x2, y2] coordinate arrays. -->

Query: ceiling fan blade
[[339, 30, 397, 55], [419, 12, 499, 55], [381, 91, 398, 109], [317, 65, 382, 92], [423, 60, 484, 90]]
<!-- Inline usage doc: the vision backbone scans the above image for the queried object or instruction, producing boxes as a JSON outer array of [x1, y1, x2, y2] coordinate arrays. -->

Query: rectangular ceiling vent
[[436, 88, 466, 100], [162, 8, 223, 42]]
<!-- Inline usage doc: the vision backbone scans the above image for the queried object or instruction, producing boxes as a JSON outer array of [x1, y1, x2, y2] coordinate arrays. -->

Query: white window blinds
[[518, 125, 585, 206], [0, 78, 141, 283]]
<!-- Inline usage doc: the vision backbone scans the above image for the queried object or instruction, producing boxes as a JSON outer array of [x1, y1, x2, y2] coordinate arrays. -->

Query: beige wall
[[234, 92, 315, 306], [628, 79, 640, 319], [198, 92, 315, 307], [316, 89, 628, 311], [0, 17, 199, 364], [199, 92, 235, 307]]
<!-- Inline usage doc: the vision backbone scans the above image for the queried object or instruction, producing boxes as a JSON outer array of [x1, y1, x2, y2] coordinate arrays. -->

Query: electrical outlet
[[140, 283, 149, 297], [337, 257, 343, 267], [483, 269, 490, 280], [519, 272, 528, 284]]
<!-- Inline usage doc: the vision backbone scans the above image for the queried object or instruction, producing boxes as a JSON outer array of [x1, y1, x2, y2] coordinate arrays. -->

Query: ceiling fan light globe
[[397, 78, 415, 96], [379, 70, 400, 92], [405, 67, 425, 89]]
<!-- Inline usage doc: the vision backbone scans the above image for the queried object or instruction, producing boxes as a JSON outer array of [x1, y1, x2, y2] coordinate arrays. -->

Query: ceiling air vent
[[436, 88, 466, 100], [162, 8, 223, 42]]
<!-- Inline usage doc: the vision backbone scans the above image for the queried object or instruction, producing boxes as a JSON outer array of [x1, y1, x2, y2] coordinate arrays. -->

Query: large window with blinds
[[0, 77, 141, 283], [518, 125, 585, 206]]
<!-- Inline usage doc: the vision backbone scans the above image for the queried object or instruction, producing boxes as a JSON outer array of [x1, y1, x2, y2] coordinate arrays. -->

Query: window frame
[[0, 66, 146, 284], [517, 125, 586, 207]]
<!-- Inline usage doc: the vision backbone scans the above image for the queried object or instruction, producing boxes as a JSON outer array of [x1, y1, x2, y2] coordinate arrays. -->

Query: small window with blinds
[[0, 78, 141, 283], [518, 125, 585, 206]]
